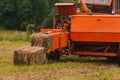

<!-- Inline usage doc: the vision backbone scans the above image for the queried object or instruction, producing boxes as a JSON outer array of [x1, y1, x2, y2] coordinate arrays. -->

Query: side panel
[[70, 15, 120, 42], [60, 33, 69, 48], [51, 32, 69, 51], [40, 29, 69, 51], [71, 15, 120, 32], [70, 32, 120, 42]]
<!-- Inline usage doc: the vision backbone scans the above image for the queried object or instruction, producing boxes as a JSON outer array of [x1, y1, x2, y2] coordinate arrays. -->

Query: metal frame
[[83, 0, 112, 6]]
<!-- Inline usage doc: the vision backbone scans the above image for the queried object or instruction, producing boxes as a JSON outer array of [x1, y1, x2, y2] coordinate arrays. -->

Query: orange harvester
[[41, 0, 120, 61]]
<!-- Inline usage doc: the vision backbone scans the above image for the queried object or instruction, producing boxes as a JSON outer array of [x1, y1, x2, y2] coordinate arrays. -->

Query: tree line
[[0, 0, 77, 31]]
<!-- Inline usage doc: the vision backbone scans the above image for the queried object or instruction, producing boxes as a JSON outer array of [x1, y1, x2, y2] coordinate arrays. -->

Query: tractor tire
[[46, 52, 60, 61], [118, 55, 120, 65], [46, 52, 54, 60], [54, 52, 61, 61], [107, 57, 118, 61], [118, 48, 120, 65]]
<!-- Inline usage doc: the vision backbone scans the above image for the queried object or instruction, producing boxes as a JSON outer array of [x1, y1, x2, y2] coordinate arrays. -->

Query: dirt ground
[[0, 69, 89, 80], [0, 64, 120, 80], [0, 68, 97, 80]]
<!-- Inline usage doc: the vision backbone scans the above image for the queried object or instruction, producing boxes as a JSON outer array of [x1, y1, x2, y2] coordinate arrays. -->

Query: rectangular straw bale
[[30, 33, 54, 49], [30, 33, 43, 47], [42, 34, 54, 49], [14, 46, 46, 65]]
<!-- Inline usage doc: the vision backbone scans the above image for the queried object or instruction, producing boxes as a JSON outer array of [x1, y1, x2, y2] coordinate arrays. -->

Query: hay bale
[[30, 33, 54, 49], [14, 46, 46, 65], [47, 34, 54, 49]]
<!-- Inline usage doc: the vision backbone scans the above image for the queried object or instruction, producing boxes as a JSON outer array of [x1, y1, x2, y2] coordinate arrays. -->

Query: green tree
[[17, 0, 33, 30], [0, 0, 18, 29], [0, 0, 78, 30], [0, 0, 49, 30], [29, 0, 48, 30]]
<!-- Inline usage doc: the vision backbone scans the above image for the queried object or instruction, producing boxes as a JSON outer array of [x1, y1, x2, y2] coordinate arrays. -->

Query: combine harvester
[[40, 0, 120, 62]]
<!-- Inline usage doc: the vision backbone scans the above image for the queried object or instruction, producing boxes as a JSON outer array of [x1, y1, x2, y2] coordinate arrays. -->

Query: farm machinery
[[41, 0, 120, 61]]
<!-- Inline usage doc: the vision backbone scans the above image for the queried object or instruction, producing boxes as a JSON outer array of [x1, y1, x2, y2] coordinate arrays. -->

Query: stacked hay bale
[[30, 33, 54, 49], [14, 46, 46, 65], [14, 33, 54, 65]]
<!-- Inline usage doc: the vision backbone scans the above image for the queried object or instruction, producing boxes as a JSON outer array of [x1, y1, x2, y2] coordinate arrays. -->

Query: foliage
[[0, 0, 48, 30], [0, 0, 79, 30]]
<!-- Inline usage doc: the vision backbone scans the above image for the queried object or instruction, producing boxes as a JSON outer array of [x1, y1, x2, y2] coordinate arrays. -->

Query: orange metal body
[[73, 52, 118, 57], [51, 32, 69, 50], [78, 0, 92, 14], [55, 3, 76, 16], [40, 0, 120, 58], [70, 15, 120, 42], [41, 29, 69, 51]]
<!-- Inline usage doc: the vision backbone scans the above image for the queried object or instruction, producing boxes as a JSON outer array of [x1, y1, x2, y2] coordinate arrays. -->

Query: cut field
[[0, 30, 120, 80]]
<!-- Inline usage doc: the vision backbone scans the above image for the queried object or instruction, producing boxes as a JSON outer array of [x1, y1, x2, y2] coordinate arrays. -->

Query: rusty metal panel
[[55, 3, 76, 16]]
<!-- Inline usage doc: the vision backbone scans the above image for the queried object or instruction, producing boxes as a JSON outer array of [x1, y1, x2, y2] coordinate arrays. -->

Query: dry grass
[[0, 30, 30, 41], [1, 30, 120, 80], [0, 41, 120, 80]]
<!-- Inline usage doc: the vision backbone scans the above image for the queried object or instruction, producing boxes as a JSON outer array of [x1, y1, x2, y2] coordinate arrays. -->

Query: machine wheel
[[46, 51, 61, 61], [118, 56, 120, 65], [107, 57, 118, 61], [54, 51, 61, 61], [118, 54, 120, 64], [46, 52, 53, 60], [117, 45, 120, 65]]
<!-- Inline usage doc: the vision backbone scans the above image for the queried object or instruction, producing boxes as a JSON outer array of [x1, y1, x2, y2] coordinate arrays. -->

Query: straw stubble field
[[1, 30, 120, 80]]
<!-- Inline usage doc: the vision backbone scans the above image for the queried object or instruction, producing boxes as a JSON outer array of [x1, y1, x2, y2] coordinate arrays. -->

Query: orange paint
[[41, 29, 69, 51], [40, 0, 120, 57], [74, 52, 117, 57], [55, 3, 76, 16]]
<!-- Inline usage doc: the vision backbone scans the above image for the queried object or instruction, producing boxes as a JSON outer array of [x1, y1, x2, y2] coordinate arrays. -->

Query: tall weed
[[0, 30, 31, 42]]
